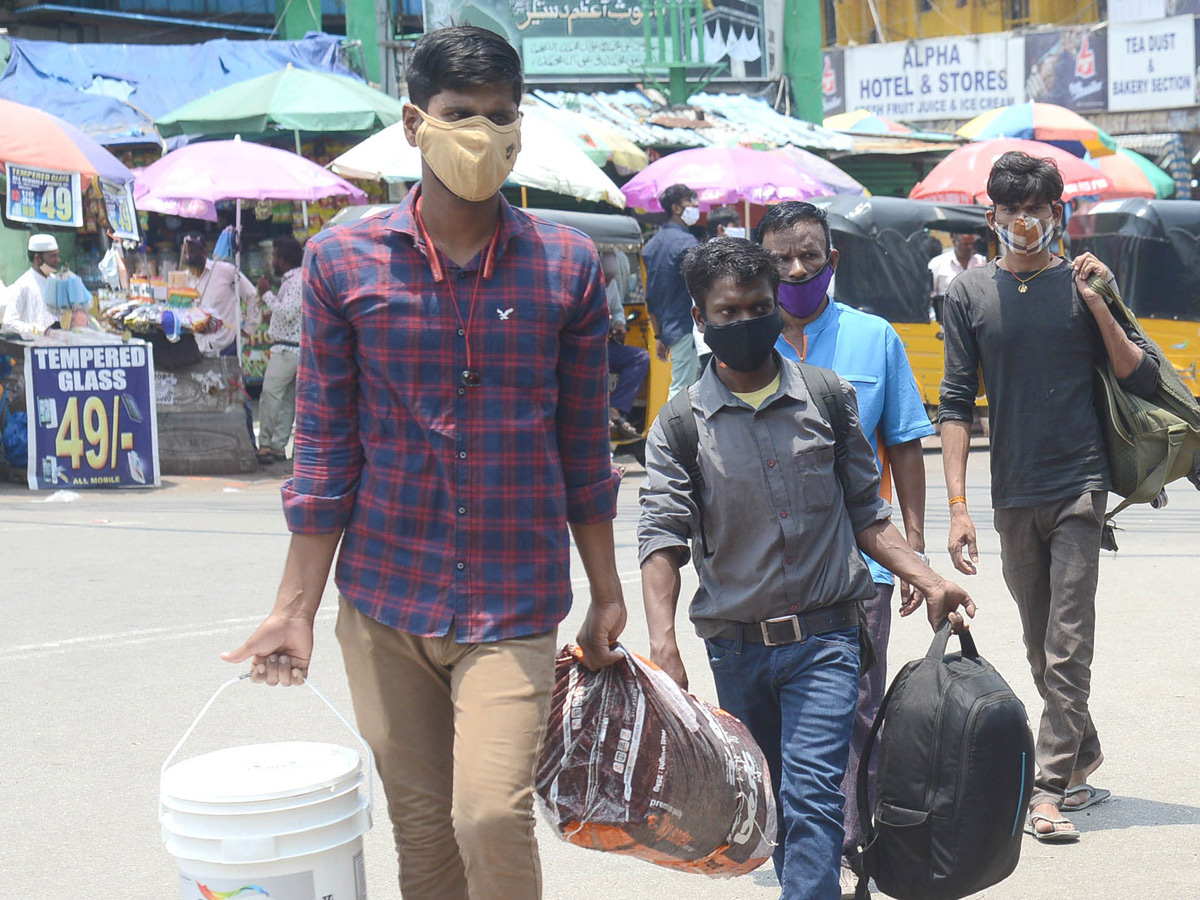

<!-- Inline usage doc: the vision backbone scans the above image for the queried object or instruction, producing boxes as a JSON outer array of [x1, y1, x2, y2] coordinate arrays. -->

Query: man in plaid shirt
[[224, 26, 627, 900]]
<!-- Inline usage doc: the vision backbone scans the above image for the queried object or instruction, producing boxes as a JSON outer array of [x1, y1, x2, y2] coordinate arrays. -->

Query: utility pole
[[784, 1, 823, 124]]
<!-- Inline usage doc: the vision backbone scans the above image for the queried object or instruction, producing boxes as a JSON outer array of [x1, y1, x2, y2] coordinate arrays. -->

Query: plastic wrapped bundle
[[44, 272, 92, 310], [536, 645, 775, 877]]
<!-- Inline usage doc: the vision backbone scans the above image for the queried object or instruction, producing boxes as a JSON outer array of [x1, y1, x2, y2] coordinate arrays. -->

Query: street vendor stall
[[129, 139, 365, 475], [0, 99, 152, 487]]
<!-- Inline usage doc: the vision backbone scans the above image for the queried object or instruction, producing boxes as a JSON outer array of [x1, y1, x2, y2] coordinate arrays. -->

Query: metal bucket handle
[[159, 673, 374, 819]]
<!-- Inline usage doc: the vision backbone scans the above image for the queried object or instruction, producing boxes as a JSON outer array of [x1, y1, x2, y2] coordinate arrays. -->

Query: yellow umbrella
[[524, 106, 649, 174]]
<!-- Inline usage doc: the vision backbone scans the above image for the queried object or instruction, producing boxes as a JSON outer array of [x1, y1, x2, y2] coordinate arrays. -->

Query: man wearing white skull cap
[[2, 234, 61, 335]]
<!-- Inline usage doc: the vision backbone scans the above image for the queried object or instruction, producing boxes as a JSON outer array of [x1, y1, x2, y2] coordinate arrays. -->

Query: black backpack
[[853, 623, 1034, 900]]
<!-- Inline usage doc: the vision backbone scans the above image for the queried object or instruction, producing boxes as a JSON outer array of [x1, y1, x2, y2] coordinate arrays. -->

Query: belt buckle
[[761, 614, 804, 647]]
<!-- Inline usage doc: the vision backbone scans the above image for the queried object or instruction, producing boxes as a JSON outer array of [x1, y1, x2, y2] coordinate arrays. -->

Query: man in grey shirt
[[939, 151, 1159, 843], [640, 238, 973, 899]]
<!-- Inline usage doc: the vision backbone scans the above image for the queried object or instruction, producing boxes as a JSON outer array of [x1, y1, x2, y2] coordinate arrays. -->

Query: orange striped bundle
[[536, 645, 776, 877]]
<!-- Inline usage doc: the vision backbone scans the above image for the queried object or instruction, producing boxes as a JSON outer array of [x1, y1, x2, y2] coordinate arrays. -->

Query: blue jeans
[[666, 332, 700, 399], [706, 626, 860, 900], [607, 338, 650, 415]]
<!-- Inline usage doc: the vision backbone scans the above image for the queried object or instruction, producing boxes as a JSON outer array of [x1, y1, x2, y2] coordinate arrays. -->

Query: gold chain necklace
[[1003, 259, 1057, 293]]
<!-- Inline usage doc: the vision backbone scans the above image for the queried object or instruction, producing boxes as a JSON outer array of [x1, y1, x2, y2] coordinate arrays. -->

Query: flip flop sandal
[[1025, 813, 1081, 843], [1063, 784, 1111, 811]]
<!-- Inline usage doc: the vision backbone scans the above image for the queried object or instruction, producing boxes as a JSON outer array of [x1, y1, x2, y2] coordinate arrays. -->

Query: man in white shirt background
[[181, 232, 258, 358], [928, 232, 986, 321], [2, 234, 60, 335]]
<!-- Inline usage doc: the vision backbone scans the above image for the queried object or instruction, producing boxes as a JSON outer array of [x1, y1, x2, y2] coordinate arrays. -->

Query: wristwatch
[[914, 551, 930, 565]]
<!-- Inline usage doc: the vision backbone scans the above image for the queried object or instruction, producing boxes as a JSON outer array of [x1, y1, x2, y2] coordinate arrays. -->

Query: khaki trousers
[[257, 348, 298, 453], [994, 491, 1105, 810], [336, 598, 557, 900]]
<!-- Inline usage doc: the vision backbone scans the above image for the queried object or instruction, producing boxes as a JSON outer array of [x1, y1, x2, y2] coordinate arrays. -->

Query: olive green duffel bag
[[1089, 275, 1200, 549]]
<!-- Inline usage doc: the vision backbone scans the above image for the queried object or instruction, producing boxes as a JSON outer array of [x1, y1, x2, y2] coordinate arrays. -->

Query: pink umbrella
[[910, 138, 1110, 204], [621, 146, 830, 212], [135, 139, 366, 206], [135, 139, 365, 266]]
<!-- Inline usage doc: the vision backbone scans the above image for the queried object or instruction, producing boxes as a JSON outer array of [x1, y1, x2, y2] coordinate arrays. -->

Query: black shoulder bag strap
[[659, 387, 707, 556], [797, 361, 850, 462]]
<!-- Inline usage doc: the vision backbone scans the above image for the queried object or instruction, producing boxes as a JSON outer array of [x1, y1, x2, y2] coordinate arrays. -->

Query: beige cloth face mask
[[410, 105, 522, 203]]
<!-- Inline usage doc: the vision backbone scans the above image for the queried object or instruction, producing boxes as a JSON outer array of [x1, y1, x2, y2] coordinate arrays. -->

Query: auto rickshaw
[[1066, 198, 1200, 398], [813, 196, 990, 411], [326, 204, 664, 458]]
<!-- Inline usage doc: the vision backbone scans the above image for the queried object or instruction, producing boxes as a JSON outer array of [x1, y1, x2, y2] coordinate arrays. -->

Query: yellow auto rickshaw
[[1067, 198, 1200, 398]]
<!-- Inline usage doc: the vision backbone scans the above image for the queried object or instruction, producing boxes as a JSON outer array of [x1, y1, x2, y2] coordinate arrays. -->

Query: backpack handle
[[925, 618, 978, 660]]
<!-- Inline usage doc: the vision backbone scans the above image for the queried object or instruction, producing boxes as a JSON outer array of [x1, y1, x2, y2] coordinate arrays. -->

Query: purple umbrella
[[771, 145, 866, 196], [621, 146, 830, 212], [134, 138, 366, 206]]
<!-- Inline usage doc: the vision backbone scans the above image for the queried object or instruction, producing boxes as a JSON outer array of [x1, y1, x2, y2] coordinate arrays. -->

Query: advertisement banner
[[423, 0, 773, 80], [843, 34, 1024, 122], [99, 177, 140, 243], [1108, 16, 1196, 111], [4, 163, 83, 228], [822, 49, 846, 117], [1025, 26, 1108, 112], [24, 342, 160, 489]]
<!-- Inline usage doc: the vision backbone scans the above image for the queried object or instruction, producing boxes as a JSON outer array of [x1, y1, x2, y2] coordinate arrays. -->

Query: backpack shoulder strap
[[659, 387, 707, 555], [797, 361, 850, 462], [660, 387, 701, 489]]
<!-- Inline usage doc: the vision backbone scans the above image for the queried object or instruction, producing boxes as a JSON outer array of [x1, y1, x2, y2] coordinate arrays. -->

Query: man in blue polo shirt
[[757, 201, 935, 897], [643, 183, 701, 398]]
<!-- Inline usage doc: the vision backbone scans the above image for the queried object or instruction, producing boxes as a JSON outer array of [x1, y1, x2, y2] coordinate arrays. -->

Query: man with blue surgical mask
[[757, 201, 935, 897], [643, 183, 701, 398]]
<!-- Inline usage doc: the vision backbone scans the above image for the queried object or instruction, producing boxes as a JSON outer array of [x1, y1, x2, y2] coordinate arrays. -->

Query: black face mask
[[702, 308, 783, 373]]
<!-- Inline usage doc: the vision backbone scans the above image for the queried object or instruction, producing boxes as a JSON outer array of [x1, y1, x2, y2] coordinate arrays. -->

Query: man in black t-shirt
[[938, 151, 1159, 843]]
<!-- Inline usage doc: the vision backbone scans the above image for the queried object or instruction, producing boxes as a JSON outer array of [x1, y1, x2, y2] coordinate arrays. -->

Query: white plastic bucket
[[160, 675, 373, 900]]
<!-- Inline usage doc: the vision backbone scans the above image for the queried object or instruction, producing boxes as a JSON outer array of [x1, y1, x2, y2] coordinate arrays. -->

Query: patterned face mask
[[994, 213, 1055, 255]]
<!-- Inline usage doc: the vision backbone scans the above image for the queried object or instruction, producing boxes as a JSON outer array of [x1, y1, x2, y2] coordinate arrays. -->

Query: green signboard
[[424, 0, 770, 79]]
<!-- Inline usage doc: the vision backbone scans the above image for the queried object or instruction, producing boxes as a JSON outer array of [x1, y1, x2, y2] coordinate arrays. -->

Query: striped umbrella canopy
[[910, 139, 1111, 204], [523, 105, 649, 174], [1093, 148, 1175, 200], [0, 98, 134, 187], [824, 109, 959, 143], [824, 109, 912, 135], [956, 101, 1116, 158]]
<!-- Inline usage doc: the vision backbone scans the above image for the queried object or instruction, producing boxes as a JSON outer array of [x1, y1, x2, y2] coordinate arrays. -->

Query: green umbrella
[[155, 67, 407, 139], [1118, 147, 1176, 199]]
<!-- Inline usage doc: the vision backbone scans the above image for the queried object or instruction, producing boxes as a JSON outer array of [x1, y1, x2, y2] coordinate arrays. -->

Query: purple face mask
[[777, 262, 833, 318]]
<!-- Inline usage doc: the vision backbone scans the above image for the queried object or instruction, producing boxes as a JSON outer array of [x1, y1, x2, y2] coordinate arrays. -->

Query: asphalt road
[[1, 447, 1197, 900]]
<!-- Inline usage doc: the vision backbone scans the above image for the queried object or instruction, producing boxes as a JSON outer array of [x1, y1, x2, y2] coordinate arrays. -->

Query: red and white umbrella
[[910, 139, 1111, 204]]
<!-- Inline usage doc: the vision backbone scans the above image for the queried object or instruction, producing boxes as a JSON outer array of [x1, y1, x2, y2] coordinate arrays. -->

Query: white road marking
[[0, 573, 645, 661]]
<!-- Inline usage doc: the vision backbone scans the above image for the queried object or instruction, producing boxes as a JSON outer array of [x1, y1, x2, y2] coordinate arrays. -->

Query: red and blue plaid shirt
[[282, 188, 617, 642]]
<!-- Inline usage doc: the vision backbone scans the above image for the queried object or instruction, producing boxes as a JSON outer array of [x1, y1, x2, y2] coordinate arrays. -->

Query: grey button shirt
[[638, 356, 893, 639]]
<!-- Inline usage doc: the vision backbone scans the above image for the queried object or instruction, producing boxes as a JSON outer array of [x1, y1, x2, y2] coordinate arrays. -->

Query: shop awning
[[529, 89, 854, 153]]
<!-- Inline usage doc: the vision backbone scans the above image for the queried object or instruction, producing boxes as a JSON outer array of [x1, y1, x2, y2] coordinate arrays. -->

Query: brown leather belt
[[715, 600, 861, 647]]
